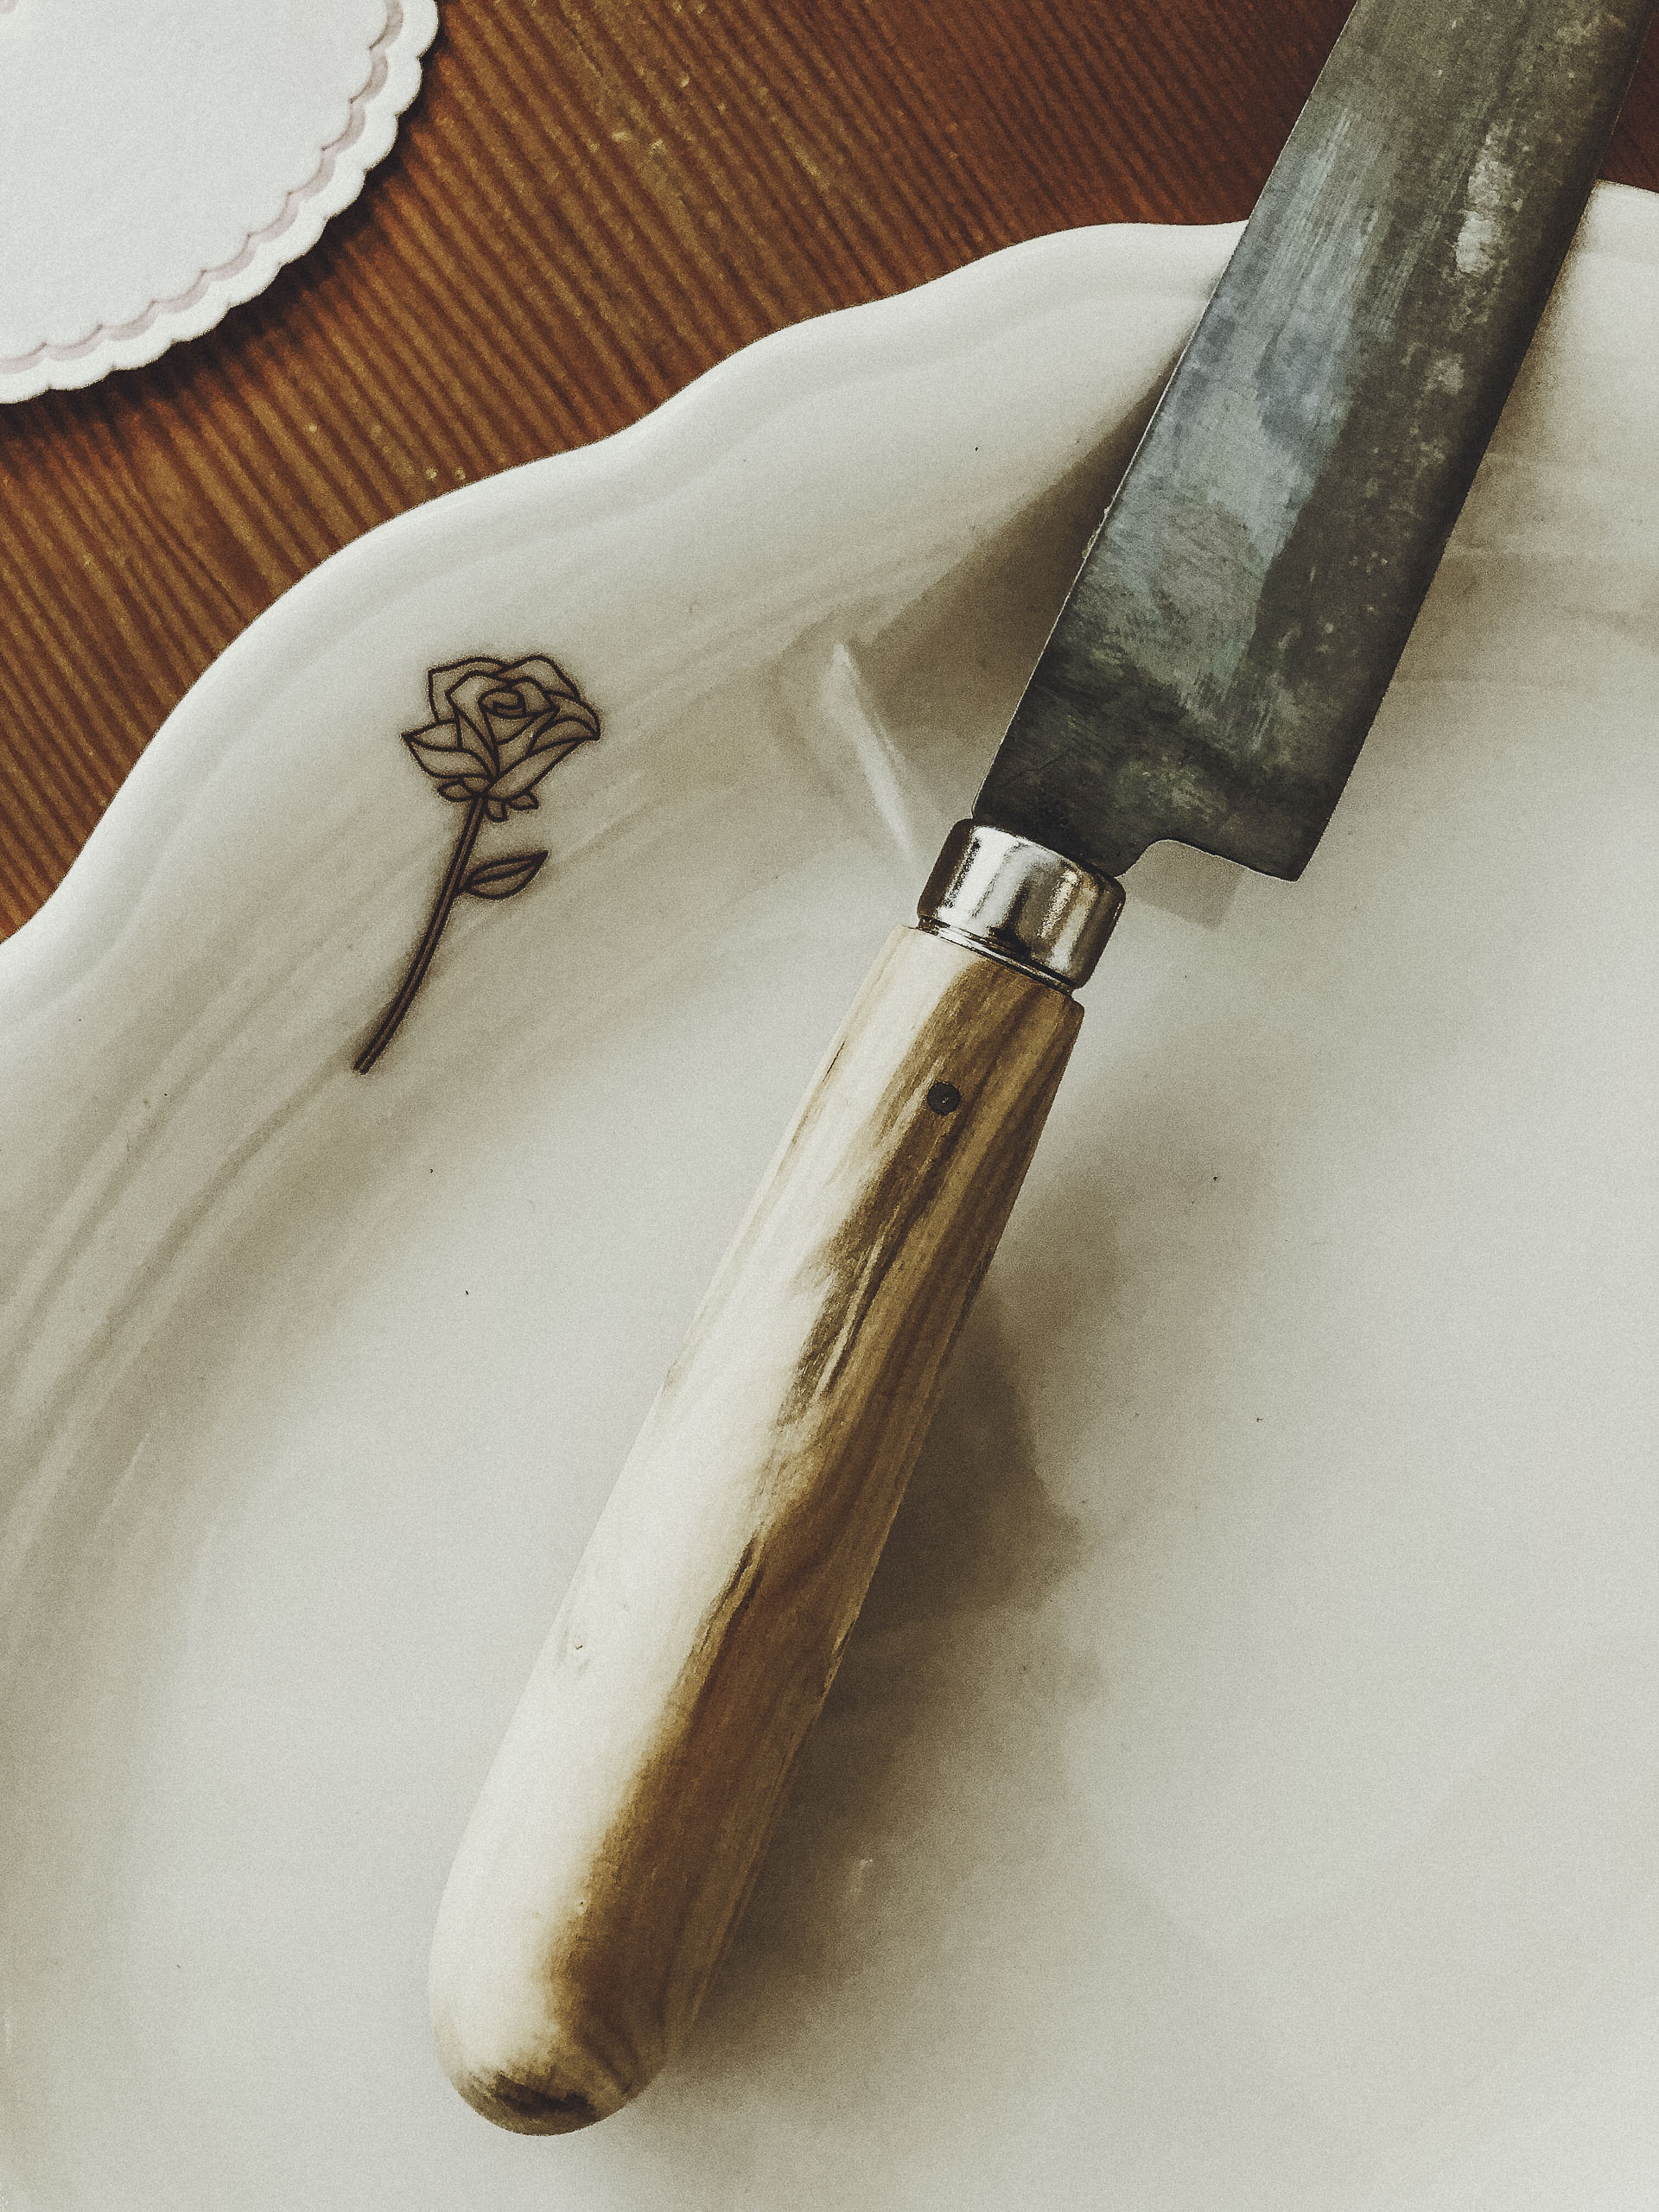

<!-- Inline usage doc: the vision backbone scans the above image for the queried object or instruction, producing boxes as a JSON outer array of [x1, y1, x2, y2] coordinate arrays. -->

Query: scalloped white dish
[[4, 190, 1659, 2208], [0, 0, 436, 400]]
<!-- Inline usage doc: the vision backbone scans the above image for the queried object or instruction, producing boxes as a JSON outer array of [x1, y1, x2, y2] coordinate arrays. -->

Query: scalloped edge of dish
[[0, 0, 439, 402]]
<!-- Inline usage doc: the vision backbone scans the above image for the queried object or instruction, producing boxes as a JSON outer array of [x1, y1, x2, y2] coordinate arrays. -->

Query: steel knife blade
[[980, 0, 1656, 883]]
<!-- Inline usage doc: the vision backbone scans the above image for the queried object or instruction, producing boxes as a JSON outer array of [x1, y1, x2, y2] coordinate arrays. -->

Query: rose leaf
[[461, 850, 550, 900]]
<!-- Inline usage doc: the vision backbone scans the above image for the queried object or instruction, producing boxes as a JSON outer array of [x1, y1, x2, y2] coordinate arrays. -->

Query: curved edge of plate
[[0, 0, 442, 403], [0, 216, 1243, 1013]]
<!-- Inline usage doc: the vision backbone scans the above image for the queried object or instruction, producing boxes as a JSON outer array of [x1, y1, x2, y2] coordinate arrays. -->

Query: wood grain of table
[[3, 0, 1656, 938]]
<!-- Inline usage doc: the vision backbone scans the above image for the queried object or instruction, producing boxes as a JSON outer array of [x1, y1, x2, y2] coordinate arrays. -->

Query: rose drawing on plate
[[353, 655, 601, 1071]]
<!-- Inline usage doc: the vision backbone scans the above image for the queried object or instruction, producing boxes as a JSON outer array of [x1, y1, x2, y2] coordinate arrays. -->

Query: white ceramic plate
[[3, 188, 1658, 2210], [0, 0, 437, 401]]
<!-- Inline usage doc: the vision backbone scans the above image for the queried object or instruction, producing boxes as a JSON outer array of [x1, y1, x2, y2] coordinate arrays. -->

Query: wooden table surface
[[3, 0, 1656, 940]]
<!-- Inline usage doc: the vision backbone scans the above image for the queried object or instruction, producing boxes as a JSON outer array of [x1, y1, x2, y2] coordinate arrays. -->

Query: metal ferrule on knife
[[916, 820, 1124, 992]]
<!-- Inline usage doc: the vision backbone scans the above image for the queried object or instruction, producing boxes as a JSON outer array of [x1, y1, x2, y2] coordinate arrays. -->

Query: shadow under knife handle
[[429, 825, 1122, 2133]]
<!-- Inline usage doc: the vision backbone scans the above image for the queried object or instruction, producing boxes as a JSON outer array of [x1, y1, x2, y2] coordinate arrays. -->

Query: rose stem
[[353, 792, 488, 1073]]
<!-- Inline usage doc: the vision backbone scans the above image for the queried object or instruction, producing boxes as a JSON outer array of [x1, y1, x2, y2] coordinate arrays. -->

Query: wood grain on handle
[[429, 925, 1081, 2132]]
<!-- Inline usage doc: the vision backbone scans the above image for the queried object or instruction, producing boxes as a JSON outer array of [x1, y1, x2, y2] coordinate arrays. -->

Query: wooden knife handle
[[428, 920, 1084, 2130]]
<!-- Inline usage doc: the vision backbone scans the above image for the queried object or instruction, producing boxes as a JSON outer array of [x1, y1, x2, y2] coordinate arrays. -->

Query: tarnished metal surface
[[977, 0, 1656, 881]]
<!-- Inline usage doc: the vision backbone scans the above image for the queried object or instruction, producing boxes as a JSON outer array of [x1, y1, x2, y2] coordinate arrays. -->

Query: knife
[[428, 0, 1656, 2133]]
